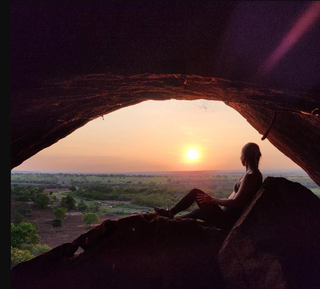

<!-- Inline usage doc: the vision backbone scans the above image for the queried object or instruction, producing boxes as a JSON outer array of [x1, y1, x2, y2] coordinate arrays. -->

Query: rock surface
[[219, 177, 320, 289], [11, 213, 229, 289], [11, 73, 320, 187], [11, 178, 320, 289]]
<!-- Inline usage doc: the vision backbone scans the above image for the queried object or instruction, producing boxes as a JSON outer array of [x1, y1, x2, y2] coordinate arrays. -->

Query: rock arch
[[11, 73, 320, 186]]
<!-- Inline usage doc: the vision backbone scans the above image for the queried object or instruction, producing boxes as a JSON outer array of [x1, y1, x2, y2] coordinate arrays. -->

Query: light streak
[[259, 1, 320, 75]]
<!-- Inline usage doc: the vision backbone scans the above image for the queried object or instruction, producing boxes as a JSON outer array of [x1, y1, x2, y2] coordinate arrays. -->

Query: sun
[[186, 148, 199, 161]]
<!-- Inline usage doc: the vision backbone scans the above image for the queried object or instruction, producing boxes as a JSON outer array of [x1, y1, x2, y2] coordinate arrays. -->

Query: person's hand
[[196, 193, 214, 204]]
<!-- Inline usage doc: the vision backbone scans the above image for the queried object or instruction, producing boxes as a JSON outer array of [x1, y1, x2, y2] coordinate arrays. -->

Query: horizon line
[[11, 168, 307, 175]]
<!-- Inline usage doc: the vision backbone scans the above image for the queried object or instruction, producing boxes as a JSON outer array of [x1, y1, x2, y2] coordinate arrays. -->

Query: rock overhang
[[11, 73, 320, 186]]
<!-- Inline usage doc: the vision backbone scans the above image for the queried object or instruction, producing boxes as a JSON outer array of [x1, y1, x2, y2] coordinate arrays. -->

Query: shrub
[[52, 219, 62, 229], [11, 222, 40, 248], [77, 200, 88, 212], [34, 193, 50, 208], [82, 213, 99, 227], [53, 207, 67, 221], [11, 247, 34, 267], [60, 195, 76, 211], [13, 213, 26, 225], [23, 244, 51, 256]]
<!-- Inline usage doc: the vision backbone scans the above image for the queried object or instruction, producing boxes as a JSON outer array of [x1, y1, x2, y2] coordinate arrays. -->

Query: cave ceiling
[[11, 2, 320, 186]]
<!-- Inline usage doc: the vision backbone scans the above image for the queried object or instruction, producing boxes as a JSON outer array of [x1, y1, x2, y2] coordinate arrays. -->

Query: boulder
[[218, 177, 320, 289], [11, 213, 228, 289]]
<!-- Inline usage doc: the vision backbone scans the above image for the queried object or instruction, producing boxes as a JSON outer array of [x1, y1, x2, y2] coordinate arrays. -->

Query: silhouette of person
[[154, 142, 263, 229]]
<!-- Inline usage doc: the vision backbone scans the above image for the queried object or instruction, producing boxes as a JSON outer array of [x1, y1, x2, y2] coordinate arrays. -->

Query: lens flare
[[259, 1, 320, 75]]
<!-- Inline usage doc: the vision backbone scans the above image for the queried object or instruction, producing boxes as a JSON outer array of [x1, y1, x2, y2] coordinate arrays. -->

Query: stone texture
[[11, 73, 320, 186], [11, 213, 229, 289], [218, 177, 320, 289]]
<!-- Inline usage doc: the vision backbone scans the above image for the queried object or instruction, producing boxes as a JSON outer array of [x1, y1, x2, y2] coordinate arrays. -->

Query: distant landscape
[[10, 169, 319, 267], [11, 169, 320, 200]]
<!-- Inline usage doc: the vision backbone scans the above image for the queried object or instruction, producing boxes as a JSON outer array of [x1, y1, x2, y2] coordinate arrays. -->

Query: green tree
[[34, 193, 50, 208], [69, 185, 77, 192], [87, 203, 100, 213], [50, 195, 59, 205], [13, 213, 26, 225], [13, 188, 32, 202], [11, 246, 34, 267], [11, 222, 40, 248], [52, 219, 62, 229], [23, 244, 51, 256], [77, 200, 88, 212], [82, 213, 99, 227], [61, 195, 76, 211], [53, 207, 67, 221], [29, 220, 39, 231], [11, 243, 51, 268], [30, 187, 44, 202]]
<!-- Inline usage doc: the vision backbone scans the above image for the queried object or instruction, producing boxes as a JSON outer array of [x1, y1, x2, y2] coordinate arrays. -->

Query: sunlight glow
[[13, 100, 300, 173], [186, 148, 200, 162]]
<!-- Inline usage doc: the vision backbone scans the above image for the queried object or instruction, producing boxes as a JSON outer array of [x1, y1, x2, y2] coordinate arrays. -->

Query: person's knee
[[190, 188, 204, 196]]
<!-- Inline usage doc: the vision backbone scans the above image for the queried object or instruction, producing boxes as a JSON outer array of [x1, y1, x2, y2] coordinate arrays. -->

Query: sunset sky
[[13, 100, 300, 174]]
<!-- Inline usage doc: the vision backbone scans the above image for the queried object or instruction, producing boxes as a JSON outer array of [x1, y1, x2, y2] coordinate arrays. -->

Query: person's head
[[240, 142, 262, 168]]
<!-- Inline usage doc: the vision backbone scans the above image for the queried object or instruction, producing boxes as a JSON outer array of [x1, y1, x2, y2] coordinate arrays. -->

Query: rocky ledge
[[11, 177, 320, 289]]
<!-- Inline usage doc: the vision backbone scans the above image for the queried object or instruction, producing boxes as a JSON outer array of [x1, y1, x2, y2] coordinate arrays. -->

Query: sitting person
[[154, 142, 263, 229]]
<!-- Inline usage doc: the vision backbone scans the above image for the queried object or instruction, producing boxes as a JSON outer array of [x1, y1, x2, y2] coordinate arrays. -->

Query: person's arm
[[197, 174, 256, 208]]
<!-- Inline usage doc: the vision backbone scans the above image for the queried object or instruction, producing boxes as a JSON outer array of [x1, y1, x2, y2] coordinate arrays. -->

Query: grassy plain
[[11, 169, 320, 213], [10, 170, 319, 252]]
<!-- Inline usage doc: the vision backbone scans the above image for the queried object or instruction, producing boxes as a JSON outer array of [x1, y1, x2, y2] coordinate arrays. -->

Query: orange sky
[[13, 100, 300, 173]]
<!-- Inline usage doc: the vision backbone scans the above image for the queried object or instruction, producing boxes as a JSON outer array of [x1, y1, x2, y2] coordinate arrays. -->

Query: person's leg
[[179, 208, 203, 219], [154, 188, 232, 229], [180, 203, 227, 229], [169, 188, 205, 215], [154, 188, 204, 217]]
